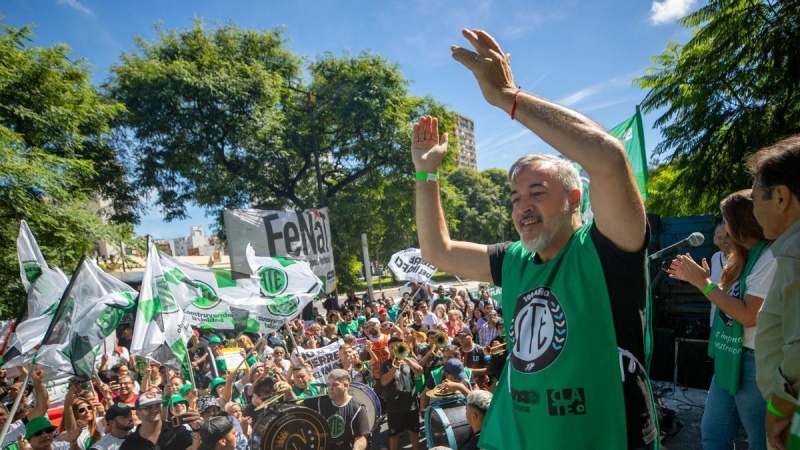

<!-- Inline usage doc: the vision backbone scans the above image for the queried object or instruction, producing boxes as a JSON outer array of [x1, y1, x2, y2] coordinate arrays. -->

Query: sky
[[4, 0, 700, 239]]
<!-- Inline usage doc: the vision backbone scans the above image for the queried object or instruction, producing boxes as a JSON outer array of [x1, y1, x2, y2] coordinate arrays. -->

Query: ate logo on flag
[[258, 267, 288, 296]]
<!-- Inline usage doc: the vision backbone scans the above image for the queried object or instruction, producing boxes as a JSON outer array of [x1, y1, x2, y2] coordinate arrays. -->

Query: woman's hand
[[666, 253, 711, 290]]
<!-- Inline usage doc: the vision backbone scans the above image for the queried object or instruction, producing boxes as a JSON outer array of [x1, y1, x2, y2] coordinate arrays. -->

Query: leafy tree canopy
[[0, 21, 136, 317], [637, 0, 800, 215]]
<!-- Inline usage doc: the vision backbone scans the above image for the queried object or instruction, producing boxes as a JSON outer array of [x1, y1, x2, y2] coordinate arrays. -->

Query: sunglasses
[[76, 406, 92, 414], [31, 429, 54, 438]]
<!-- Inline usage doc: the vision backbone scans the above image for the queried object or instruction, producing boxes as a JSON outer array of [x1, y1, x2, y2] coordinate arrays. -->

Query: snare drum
[[425, 397, 471, 450], [348, 382, 381, 431], [250, 403, 329, 450]]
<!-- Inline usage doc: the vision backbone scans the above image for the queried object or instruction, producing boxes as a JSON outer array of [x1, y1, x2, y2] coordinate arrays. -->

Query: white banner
[[224, 208, 336, 293], [387, 248, 437, 283], [291, 341, 342, 383]]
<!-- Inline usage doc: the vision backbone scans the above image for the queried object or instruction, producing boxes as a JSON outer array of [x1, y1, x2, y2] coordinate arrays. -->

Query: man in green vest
[[411, 29, 656, 449]]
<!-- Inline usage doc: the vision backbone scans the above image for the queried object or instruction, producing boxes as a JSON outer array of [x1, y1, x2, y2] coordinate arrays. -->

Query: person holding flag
[[411, 29, 656, 449]]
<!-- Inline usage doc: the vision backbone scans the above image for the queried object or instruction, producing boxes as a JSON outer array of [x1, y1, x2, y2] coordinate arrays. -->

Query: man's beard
[[520, 200, 571, 254]]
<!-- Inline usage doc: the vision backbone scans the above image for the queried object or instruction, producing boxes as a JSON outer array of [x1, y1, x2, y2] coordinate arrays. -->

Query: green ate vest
[[479, 225, 628, 449], [789, 401, 800, 450]]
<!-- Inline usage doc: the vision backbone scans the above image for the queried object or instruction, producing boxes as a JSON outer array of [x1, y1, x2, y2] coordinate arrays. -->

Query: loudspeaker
[[674, 338, 713, 389], [649, 328, 675, 382]]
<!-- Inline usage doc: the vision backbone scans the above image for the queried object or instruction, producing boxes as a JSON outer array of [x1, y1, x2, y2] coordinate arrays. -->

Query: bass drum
[[348, 382, 381, 432], [424, 398, 471, 450], [250, 403, 329, 450]]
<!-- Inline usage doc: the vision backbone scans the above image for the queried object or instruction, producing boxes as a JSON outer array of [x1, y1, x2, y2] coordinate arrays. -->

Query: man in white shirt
[[90, 404, 135, 450]]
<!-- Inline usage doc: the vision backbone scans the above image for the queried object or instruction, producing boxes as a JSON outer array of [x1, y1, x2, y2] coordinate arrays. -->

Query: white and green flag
[[35, 257, 136, 380], [131, 241, 193, 370], [0, 222, 68, 368]]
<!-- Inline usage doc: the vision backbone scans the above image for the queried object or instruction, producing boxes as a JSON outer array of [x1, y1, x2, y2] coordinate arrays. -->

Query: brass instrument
[[425, 381, 456, 398], [483, 342, 507, 355], [433, 332, 449, 349], [392, 342, 410, 368], [353, 360, 365, 371], [254, 383, 292, 411]]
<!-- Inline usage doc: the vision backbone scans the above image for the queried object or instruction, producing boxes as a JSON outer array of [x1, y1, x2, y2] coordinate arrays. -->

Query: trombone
[[483, 342, 507, 355], [392, 342, 410, 368]]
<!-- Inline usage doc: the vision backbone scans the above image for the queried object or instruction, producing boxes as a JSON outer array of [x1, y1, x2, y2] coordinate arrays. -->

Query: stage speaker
[[649, 328, 675, 383], [674, 338, 713, 389]]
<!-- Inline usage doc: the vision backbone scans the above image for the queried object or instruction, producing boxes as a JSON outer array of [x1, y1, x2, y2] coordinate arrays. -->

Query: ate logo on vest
[[510, 286, 567, 373]]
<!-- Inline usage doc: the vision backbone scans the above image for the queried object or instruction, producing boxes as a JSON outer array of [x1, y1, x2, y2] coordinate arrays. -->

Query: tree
[[107, 21, 454, 290], [636, 0, 800, 215], [0, 22, 136, 316], [445, 168, 511, 244]]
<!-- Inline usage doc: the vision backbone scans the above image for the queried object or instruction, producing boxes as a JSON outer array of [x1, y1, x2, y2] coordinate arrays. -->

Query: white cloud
[[650, 0, 697, 25], [56, 0, 94, 16]]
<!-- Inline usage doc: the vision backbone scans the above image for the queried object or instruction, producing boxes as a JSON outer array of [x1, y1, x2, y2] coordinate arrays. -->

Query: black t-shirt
[[303, 396, 370, 449], [379, 360, 419, 413], [119, 421, 193, 450], [487, 223, 657, 448]]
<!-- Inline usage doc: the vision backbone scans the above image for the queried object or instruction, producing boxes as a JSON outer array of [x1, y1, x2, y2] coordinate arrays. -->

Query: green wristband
[[767, 399, 790, 418], [702, 283, 718, 296], [415, 171, 439, 181]]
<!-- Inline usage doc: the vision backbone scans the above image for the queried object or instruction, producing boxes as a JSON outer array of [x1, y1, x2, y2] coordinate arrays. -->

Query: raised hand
[[411, 116, 448, 172], [666, 253, 711, 289], [451, 29, 516, 107]]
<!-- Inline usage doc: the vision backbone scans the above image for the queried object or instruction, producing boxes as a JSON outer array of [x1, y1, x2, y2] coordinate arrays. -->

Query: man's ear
[[569, 188, 582, 211], [773, 185, 795, 212]]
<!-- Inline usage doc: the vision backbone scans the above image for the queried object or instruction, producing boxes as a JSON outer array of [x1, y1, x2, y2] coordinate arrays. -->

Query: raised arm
[[28, 367, 50, 419], [412, 116, 493, 281], [451, 29, 646, 252]]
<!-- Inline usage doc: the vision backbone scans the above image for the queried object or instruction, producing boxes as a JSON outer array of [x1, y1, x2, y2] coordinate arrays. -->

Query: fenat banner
[[224, 208, 336, 293]]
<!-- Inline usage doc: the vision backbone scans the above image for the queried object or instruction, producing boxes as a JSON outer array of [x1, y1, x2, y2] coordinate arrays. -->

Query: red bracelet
[[511, 87, 522, 120]]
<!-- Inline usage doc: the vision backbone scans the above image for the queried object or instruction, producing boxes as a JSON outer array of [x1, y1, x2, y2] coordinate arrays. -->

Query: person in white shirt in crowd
[[89, 404, 135, 450], [708, 223, 733, 325]]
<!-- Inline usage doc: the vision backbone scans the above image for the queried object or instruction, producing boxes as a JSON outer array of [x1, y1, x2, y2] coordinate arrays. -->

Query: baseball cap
[[208, 335, 223, 345], [105, 403, 133, 421], [164, 393, 189, 407], [25, 416, 56, 440], [197, 395, 221, 414], [496, 318, 504, 325], [378, 308, 387, 315], [210, 377, 226, 392], [135, 390, 163, 409], [367, 318, 380, 325], [457, 326, 472, 336], [443, 358, 468, 381], [198, 416, 234, 450]]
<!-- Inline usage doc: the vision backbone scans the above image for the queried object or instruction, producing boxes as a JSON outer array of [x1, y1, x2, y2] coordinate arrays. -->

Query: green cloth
[[480, 225, 628, 450], [387, 305, 399, 322], [428, 365, 472, 386], [708, 240, 768, 395], [292, 383, 319, 399], [336, 320, 359, 337], [789, 402, 800, 449]]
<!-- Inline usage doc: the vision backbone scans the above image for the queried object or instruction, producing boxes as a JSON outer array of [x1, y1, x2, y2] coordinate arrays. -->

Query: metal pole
[[361, 234, 374, 303]]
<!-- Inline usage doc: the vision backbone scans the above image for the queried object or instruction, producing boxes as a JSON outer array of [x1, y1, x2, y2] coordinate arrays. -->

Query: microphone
[[649, 232, 705, 261]]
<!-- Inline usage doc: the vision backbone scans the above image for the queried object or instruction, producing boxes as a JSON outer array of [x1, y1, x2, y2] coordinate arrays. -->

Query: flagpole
[[0, 255, 86, 444], [0, 360, 35, 444], [183, 335, 197, 389]]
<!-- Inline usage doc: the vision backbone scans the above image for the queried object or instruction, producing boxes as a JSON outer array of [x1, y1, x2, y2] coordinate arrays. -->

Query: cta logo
[[510, 287, 567, 373], [547, 388, 586, 416]]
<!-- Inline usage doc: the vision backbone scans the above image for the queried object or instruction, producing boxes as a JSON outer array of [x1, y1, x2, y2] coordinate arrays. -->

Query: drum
[[348, 382, 381, 431], [249, 403, 329, 450], [425, 397, 471, 449]]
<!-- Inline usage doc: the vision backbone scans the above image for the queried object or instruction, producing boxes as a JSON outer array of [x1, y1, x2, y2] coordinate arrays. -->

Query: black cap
[[198, 416, 234, 450], [105, 403, 133, 421]]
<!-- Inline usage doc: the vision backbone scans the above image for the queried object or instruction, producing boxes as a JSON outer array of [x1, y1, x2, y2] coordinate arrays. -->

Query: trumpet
[[392, 342, 410, 368], [353, 360, 365, 371], [483, 342, 507, 355], [433, 332, 449, 348]]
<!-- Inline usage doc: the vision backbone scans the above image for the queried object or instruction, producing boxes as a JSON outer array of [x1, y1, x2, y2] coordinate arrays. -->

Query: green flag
[[608, 108, 649, 199]]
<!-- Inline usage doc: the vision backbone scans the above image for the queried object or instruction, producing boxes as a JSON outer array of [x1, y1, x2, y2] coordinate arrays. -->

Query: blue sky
[[4, 0, 699, 239]]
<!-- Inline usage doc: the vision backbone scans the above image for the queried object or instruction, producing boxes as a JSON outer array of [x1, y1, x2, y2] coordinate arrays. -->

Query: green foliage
[[636, 0, 800, 215], [0, 22, 136, 317], [445, 168, 512, 243], [645, 162, 720, 216], [106, 21, 455, 291]]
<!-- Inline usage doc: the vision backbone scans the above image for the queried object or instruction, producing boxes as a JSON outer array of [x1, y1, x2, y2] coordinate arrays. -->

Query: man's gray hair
[[509, 154, 581, 194], [327, 368, 351, 384], [466, 389, 493, 414]]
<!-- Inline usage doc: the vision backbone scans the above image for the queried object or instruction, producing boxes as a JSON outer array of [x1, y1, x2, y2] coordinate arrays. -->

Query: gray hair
[[466, 389, 493, 414], [327, 368, 351, 384], [508, 154, 581, 194]]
